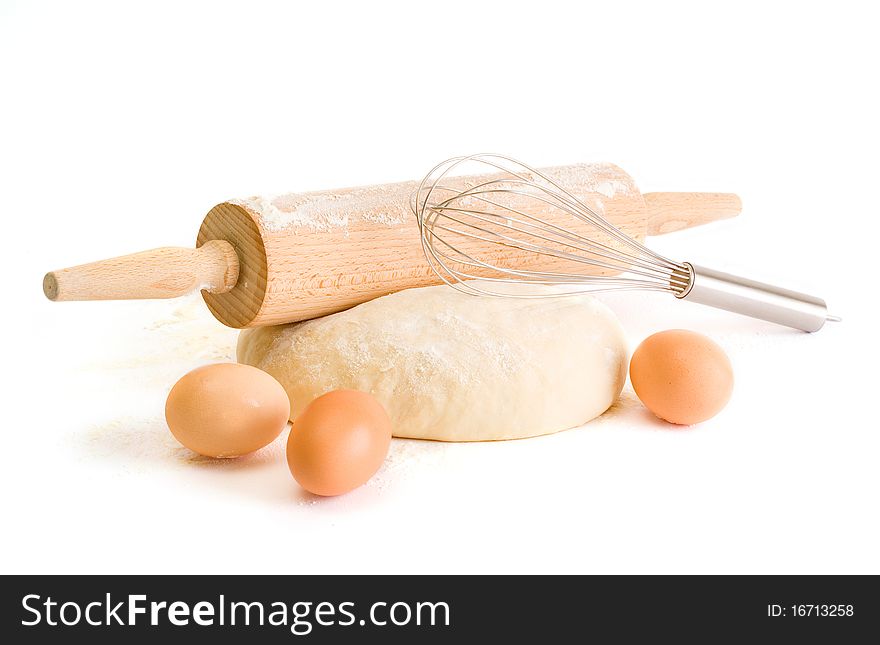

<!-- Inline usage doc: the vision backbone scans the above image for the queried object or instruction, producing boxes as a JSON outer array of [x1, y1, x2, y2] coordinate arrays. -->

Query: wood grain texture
[[43, 240, 238, 302], [644, 192, 741, 235], [197, 203, 268, 328]]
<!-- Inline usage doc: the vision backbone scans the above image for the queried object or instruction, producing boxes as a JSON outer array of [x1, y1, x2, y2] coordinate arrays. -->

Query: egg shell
[[287, 389, 392, 496], [165, 363, 290, 458], [629, 329, 733, 425]]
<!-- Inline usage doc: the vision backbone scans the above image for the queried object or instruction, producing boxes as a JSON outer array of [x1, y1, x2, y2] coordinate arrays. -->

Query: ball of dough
[[237, 283, 627, 441]]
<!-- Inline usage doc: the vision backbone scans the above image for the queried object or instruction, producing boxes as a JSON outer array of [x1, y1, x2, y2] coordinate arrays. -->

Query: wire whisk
[[412, 154, 836, 332]]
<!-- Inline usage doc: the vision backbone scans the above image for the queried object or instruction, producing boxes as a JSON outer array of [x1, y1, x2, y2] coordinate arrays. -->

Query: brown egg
[[287, 389, 392, 496], [165, 363, 290, 458], [629, 329, 733, 425]]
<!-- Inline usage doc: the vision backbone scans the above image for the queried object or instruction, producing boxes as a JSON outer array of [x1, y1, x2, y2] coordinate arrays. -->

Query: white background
[[2, 1, 877, 574]]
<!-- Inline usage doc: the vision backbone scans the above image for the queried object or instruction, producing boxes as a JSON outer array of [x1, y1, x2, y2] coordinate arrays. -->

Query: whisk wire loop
[[412, 153, 689, 298]]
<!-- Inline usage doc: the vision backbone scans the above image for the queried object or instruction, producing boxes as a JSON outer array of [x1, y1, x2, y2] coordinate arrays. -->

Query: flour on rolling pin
[[229, 163, 634, 235], [229, 185, 412, 233]]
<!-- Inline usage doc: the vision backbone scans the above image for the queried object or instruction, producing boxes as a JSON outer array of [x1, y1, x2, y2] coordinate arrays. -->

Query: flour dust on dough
[[237, 282, 628, 441]]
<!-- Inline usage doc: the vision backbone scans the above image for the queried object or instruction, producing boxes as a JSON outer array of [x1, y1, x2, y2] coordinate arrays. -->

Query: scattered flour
[[79, 293, 238, 380], [364, 438, 450, 493]]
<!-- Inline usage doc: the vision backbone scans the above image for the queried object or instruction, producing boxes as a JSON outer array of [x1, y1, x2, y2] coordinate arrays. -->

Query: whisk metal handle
[[678, 263, 834, 332]]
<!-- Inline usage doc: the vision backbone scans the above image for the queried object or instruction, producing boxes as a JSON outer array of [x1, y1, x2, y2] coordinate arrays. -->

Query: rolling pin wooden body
[[44, 163, 741, 328]]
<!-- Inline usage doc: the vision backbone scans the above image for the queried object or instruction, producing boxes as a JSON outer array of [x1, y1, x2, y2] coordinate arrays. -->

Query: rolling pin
[[43, 163, 741, 328]]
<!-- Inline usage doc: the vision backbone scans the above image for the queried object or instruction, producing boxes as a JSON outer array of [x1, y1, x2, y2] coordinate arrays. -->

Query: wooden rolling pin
[[43, 163, 741, 328]]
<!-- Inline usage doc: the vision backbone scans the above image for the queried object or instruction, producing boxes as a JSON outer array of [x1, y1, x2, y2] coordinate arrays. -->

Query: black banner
[[1, 575, 876, 642]]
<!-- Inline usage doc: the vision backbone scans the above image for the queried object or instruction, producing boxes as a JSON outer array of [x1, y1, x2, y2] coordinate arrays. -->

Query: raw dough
[[237, 283, 627, 441]]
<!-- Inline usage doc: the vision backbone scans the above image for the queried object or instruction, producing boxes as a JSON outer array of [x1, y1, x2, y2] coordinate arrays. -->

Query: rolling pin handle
[[43, 239, 240, 302], [643, 192, 742, 236]]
